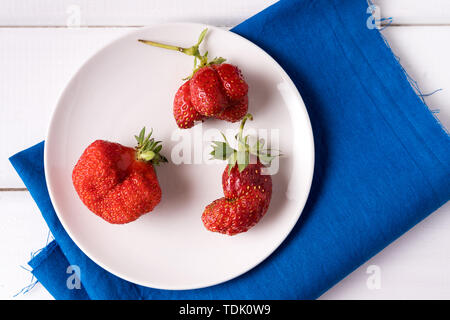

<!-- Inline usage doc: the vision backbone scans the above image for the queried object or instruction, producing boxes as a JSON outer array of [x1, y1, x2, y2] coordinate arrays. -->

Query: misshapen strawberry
[[213, 63, 248, 102], [173, 81, 205, 128], [215, 95, 248, 123], [72, 128, 167, 224], [202, 114, 279, 235], [189, 66, 229, 116], [138, 29, 249, 127]]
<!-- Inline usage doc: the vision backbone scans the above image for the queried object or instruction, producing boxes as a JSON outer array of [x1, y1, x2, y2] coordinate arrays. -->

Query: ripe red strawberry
[[215, 95, 248, 123], [173, 81, 205, 128], [202, 114, 279, 235], [189, 66, 228, 116], [222, 162, 272, 200], [203, 163, 272, 235], [72, 128, 167, 224], [213, 63, 248, 101], [202, 188, 269, 235], [138, 28, 249, 127]]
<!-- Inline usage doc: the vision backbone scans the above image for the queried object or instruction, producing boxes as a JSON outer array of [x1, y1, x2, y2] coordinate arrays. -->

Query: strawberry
[[138, 28, 249, 127], [72, 128, 167, 224], [202, 188, 269, 235], [173, 81, 205, 128], [215, 95, 248, 123], [213, 63, 248, 102], [202, 114, 279, 235], [189, 66, 228, 116], [222, 162, 272, 200]]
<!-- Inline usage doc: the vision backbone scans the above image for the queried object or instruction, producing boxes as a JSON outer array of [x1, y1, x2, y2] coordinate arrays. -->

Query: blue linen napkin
[[10, 0, 450, 299]]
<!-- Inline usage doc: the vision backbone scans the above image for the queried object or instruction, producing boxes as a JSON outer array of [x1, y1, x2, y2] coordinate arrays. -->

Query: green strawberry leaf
[[208, 114, 281, 172], [237, 149, 249, 172], [210, 141, 234, 160], [258, 152, 276, 166], [227, 151, 238, 173]]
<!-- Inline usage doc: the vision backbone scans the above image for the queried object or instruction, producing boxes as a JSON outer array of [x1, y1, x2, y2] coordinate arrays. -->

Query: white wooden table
[[1, 0, 449, 300]]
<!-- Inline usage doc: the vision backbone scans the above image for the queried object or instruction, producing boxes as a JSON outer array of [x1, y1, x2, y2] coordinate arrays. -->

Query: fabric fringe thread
[[367, 0, 448, 136], [13, 230, 53, 298]]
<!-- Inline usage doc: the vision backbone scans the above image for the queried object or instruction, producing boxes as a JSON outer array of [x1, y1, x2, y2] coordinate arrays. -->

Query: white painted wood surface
[[0, 28, 133, 188], [0, 0, 277, 27], [0, 1, 449, 26], [0, 1, 449, 300], [0, 192, 53, 300], [373, 0, 450, 25]]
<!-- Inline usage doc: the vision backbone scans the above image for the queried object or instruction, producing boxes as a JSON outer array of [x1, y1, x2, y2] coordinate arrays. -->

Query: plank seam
[[1, 23, 450, 28]]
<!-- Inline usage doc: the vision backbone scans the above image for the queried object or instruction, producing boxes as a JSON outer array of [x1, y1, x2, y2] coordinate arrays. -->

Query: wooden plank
[[0, 1, 449, 27], [0, 28, 133, 188], [0, 0, 277, 27], [0, 191, 53, 299], [373, 0, 450, 25]]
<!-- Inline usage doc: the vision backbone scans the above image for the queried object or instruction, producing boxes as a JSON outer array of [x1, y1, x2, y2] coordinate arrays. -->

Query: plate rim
[[44, 22, 315, 290]]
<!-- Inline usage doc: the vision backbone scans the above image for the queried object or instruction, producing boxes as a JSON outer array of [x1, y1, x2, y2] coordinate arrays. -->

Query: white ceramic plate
[[45, 23, 314, 290]]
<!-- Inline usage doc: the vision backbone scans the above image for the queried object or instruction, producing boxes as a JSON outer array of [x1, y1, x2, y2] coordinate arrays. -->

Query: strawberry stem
[[138, 28, 226, 79], [138, 40, 188, 54], [138, 28, 207, 60], [238, 114, 253, 140]]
